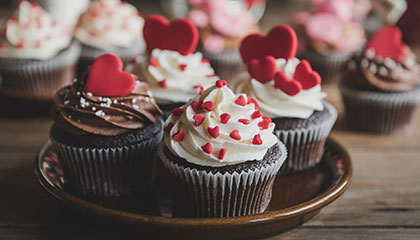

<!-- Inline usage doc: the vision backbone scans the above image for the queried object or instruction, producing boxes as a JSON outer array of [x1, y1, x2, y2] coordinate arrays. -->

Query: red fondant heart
[[247, 56, 277, 83], [143, 15, 199, 56], [274, 71, 302, 96], [240, 25, 298, 64], [366, 25, 407, 61], [293, 60, 321, 90], [86, 54, 135, 97]]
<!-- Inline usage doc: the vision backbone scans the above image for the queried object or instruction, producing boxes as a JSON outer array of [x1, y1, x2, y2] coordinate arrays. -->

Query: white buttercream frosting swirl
[[75, 0, 144, 50], [129, 49, 219, 104], [164, 82, 279, 167], [0, 1, 71, 60], [235, 58, 326, 119]]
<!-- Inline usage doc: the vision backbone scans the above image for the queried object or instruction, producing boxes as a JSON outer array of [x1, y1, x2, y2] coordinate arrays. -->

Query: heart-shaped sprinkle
[[172, 107, 184, 117], [85, 54, 135, 97], [235, 95, 247, 106], [144, 15, 199, 56], [216, 80, 227, 88], [179, 64, 187, 71], [218, 148, 227, 160], [238, 119, 250, 125], [193, 114, 205, 126], [262, 116, 272, 123], [251, 110, 262, 119], [247, 96, 260, 108], [252, 134, 263, 145], [247, 56, 277, 83], [191, 100, 201, 112], [201, 101, 213, 111], [366, 25, 407, 61], [149, 58, 159, 67], [173, 129, 185, 142], [240, 25, 298, 64], [294, 60, 321, 90], [193, 85, 204, 94], [258, 120, 269, 130], [201, 58, 210, 64], [201, 142, 212, 154], [159, 79, 168, 88], [230, 130, 241, 140], [220, 113, 231, 124], [274, 71, 302, 96], [164, 122, 174, 134], [208, 126, 220, 138]]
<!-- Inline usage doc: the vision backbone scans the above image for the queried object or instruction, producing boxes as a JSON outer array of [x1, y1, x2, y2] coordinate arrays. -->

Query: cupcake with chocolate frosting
[[158, 80, 287, 217], [75, 0, 145, 75], [50, 54, 164, 197], [340, 25, 420, 134], [234, 25, 337, 174], [0, 1, 80, 99]]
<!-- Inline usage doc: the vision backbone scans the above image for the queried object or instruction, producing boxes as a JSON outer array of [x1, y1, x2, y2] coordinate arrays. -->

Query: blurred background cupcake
[[340, 25, 420, 134], [74, 0, 146, 76], [294, 0, 368, 84], [0, 1, 80, 99]]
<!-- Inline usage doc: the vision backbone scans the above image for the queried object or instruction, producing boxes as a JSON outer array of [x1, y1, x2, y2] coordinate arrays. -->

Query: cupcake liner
[[274, 102, 338, 175], [298, 49, 351, 84], [340, 83, 420, 134], [201, 48, 246, 81], [51, 127, 163, 197], [158, 142, 287, 218], [0, 42, 81, 99]]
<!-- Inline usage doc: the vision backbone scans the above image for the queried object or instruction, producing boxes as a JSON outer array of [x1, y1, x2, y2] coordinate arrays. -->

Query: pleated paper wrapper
[[201, 48, 246, 82]]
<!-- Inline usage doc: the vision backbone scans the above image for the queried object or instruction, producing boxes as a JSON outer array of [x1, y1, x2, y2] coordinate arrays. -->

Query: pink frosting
[[202, 35, 225, 53], [305, 13, 342, 45]]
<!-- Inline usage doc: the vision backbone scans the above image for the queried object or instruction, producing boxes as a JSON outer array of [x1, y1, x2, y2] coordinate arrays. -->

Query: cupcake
[[188, 0, 260, 81], [158, 80, 287, 218], [235, 25, 337, 174], [294, 0, 366, 83], [340, 25, 420, 134], [74, 0, 145, 75], [127, 15, 219, 118], [50, 54, 164, 197], [0, 1, 80, 99]]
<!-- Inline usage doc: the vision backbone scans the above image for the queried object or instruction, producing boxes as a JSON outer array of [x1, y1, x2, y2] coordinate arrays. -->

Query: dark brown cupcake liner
[[274, 102, 337, 175], [298, 48, 351, 84], [340, 83, 420, 134], [201, 48, 246, 81], [0, 42, 81, 99], [158, 142, 287, 218], [50, 129, 163, 198]]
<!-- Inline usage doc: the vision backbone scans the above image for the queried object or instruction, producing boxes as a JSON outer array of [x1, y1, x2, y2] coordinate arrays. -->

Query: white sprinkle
[[98, 97, 102, 101], [87, 92, 93, 97], [73, 78, 77, 82], [405, 58, 416, 69], [95, 110, 105, 117], [64, 100, 70, 105], [136, 81, 142, 86], [68, 115, 72, 119], [77, 119, 80, 122], [92, 107, 96, 111], [133, 105, 139, 109], [384, 58, 396, 68], [113, 99, 118, 104], [379, 66, 388, 76], [369, 63, 377, 74], [132, 98, 137, 103], [361, 59, 369, 68], [77, 91, 81, 96], [347, 61, 356, 70], [365, 49, 375, 59]]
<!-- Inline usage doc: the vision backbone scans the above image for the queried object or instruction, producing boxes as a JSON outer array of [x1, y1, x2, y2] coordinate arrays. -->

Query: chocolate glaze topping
[[53, 72, 162, 136]]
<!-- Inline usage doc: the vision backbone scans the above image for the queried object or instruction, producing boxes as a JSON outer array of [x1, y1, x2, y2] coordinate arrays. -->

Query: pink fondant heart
[[305, 13, 343, 45], [143, 15, 199, 56], [247, 56, 277, 83], [274, 71, 302, 96], [86, 54, 135, 97], [294, 60, 321, 90], [366, 25, 407, 61], [239, 25, 298, 64], [210, 9, 254, 38]]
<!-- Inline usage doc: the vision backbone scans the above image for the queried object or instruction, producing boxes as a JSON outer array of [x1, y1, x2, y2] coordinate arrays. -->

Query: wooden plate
[[35, 138, 352, 240]]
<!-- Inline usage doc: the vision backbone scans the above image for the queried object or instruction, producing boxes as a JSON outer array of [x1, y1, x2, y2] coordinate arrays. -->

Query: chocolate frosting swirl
[[344, 48, 420, 92], [53, 73, 162, 136]]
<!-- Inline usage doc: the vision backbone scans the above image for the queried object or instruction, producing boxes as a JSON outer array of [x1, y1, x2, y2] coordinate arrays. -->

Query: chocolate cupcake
[[74, 0, 145, 75], [340, 25, 420, 134], [235, 25, 337, 174], [0, 1, 80, 99], [158, 80, 287, 218], [127, 15, 219, 118], [50, 54, 163, 197]]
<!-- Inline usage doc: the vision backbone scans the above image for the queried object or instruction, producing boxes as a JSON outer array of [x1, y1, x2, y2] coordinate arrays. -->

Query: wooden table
[[1, 1, 420, 239]]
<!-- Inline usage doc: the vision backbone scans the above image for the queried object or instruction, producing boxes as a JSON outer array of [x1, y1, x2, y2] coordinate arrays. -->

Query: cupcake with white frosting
[[75, 0, 145, 75], [158, 80, 287, 217], [0, 1, 80, 99], [127, 15, 219, 117], [234, 25, 337, 174]]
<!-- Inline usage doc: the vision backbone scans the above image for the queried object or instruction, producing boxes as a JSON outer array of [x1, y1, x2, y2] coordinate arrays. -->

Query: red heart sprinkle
[[240, 25, 298, 64], [149, 58, 159, 67], [193, 114, 205, 126], [201, 101, 213, 111], [238, 119, 250, 125], [201, 142, 212, 154], [258, 120, 270, 130], [206, 73, 218, 78], [247, 96, 260, 108], [144, 15, 199, 56], [247, 56, 277, 83], [164, 122, 174, 134], [159, 79, 168, 88], [218, 148, 227, 160], [220, 113, 231, 124], [252, 134, 263, 145], [201, 58, 210, 64], [294, 60, 321, 90], [179, 64, 187, 71], [86, 54, 135, 97], [193, 85, 204, 94], [208, 126, 220, 138], [274, 71, 302, 96], [216, 80, 227, 88], [262, 116, 272, 123], [173, 129, 185, 142], [251, 110, 262, 119], [366, 25, 407, 61], [230, 130, 241, 140], [191, 100, 201, 112], [235, 95, 247, 106], [172, 107, 184, 117]]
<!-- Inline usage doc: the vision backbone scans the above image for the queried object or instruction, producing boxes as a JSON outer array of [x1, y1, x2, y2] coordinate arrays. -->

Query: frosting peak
[[164, 81, 278, 167]]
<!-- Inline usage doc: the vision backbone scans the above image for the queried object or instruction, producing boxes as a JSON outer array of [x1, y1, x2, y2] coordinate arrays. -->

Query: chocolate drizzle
[[53, 73, 162, 136]]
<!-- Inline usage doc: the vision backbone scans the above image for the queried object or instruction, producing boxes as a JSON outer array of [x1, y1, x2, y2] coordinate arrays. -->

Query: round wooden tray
[[35, 138, 352, 240]]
